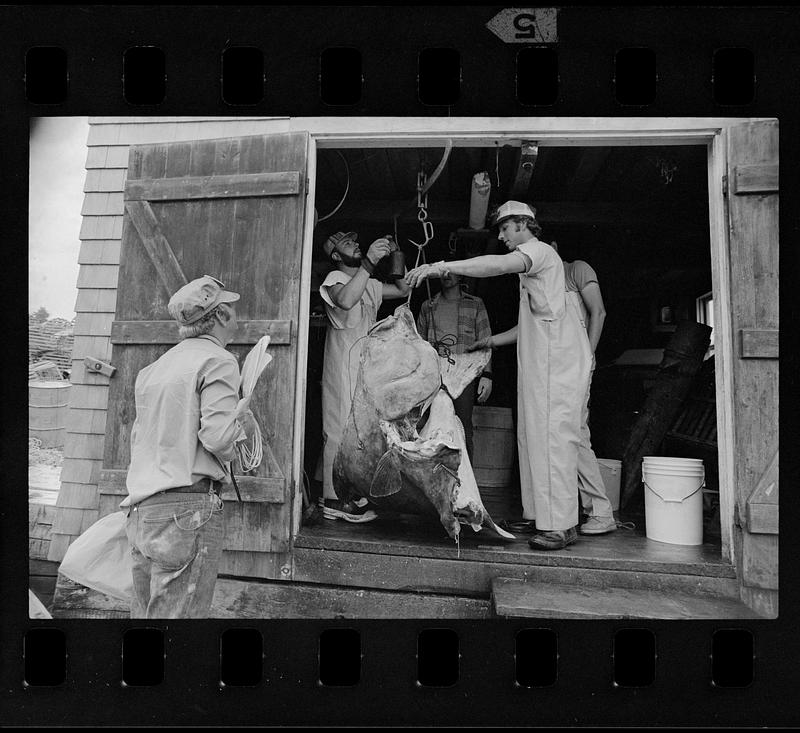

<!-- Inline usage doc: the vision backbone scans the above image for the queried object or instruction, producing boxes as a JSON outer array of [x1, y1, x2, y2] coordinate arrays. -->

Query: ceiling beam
[[508, 140, 539, 200], [314, 199, 703, 227]]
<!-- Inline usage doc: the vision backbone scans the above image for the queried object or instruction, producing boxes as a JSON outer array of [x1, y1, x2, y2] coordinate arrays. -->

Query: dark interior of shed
[[302, 142, 719, 545]]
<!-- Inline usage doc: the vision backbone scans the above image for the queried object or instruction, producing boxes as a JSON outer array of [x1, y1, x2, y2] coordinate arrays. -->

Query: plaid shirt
[[417, 291, 493, 370]]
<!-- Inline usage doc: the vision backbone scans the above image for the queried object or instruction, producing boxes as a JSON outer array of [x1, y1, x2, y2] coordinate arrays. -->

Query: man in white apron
[[318, 231, 410, 522], [406, 202, 591, 550]]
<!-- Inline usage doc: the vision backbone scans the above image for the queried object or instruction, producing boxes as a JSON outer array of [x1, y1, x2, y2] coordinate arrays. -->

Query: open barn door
[[98, 132, 310, 581], [725, 119, 779, 617]]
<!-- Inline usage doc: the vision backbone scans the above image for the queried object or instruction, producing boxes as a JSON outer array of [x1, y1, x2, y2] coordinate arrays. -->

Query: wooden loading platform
[[50, 510, 760, 620]]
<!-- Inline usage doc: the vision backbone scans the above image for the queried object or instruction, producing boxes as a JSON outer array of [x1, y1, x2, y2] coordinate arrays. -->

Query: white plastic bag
[[58, 511, 132, 602], [29, 589, 52, 619], [234, 334, 273, 471]]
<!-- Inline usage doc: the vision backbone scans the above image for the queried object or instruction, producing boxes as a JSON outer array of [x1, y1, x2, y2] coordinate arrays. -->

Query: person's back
[[122, 275, 254, 618], [125, 337, 243, 506]]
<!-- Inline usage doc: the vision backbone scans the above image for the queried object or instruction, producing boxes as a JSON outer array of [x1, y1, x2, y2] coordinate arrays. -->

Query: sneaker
[[528, 527, 578, 551], [319, 497, 378, 523], [578, 516, 617, 535]]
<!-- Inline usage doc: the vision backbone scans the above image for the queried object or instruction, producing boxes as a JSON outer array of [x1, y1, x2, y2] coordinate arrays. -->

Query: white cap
[[167, 275, 240, 325], [493, 200, 536, 225]]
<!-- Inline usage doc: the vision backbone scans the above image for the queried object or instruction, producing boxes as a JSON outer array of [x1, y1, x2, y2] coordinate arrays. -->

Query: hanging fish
[[333, 304, 514, 541]]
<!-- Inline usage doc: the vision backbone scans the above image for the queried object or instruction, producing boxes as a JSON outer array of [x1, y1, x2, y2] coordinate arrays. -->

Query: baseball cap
[[167, 275, 240, 325], [493, 200, 537, 225], [323, 230, 358, 257]]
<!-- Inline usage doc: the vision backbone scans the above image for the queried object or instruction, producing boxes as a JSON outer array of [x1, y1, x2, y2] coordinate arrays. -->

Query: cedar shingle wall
[[49, 116, 288, 561]]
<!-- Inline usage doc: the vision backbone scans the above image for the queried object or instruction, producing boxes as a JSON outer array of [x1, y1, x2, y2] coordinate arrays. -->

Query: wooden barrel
[[472, 406, 521, 519], [29, 381, 71, 448]]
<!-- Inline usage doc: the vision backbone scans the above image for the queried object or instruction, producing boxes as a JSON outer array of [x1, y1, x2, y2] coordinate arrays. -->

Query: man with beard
[[318, 231, 410, 522]]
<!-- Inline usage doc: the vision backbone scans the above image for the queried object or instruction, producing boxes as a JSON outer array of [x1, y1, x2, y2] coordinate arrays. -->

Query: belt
[[164, 477, 223, 495]]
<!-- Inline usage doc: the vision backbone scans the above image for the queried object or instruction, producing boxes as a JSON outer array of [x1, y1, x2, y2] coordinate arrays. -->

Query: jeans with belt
[[125, 482, 224, 619]]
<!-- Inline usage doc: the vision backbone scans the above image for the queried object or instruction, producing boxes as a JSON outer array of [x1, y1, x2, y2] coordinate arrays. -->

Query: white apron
[[319, 270, 383, 497], [513, 240, 591, 530]]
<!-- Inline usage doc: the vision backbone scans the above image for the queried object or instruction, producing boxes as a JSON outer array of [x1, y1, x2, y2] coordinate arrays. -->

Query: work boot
[[578, 516, 617, 535], [528, 526, 578, 551], [319, 497, 378, 523]]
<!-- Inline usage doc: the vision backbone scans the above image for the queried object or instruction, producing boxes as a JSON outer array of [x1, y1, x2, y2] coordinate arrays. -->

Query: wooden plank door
[[726, 119, 779, 617], [99, 132, 310, 581]]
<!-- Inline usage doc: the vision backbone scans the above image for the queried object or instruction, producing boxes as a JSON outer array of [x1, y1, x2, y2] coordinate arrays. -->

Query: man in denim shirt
[[122, 276, 256, 618]]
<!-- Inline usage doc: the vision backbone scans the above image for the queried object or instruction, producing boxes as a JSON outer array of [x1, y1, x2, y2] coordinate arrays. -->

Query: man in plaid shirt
[[417, 271, 493, 459]]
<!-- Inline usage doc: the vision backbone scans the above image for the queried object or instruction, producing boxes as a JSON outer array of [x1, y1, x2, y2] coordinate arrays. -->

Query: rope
[[236, 424, 263, 472], [345, 333, 372, 450], [431, 333, 457, 365], [235, 335, 273, 473], [317, 151, 350, 223]]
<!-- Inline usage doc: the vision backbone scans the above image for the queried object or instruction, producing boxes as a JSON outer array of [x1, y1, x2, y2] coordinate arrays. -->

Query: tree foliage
[[30, 306, 50, 324]]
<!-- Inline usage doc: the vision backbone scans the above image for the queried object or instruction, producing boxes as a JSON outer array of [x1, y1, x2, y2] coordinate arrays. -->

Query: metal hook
[[409, 219, 434, 250]]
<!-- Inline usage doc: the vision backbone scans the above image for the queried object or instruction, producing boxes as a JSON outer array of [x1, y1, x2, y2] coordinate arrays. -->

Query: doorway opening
[[299, 140, 727, 585]]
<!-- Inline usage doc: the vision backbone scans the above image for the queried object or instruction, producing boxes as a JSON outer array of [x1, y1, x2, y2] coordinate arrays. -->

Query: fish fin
[[369, 448, 403, 497], [482, 510, 517, 540]]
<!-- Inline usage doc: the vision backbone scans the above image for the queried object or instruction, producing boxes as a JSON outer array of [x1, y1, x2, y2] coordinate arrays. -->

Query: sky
[[29, 117, 89, 320]]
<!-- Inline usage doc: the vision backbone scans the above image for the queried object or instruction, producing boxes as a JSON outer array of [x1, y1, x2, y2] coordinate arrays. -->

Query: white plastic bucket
[[642, 456, 705, 545], [643, 456, 704, 469], [596, 458, 621, 511]]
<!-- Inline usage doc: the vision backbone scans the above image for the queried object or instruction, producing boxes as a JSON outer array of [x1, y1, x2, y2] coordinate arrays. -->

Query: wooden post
[[620, 320, 712, 507]]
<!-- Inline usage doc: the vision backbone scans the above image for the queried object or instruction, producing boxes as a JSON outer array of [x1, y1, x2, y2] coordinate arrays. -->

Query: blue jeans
[[125, 491, 224, 618]]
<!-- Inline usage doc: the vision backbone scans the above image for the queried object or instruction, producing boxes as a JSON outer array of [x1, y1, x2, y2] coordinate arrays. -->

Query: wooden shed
[[49, 116, 778, 619]]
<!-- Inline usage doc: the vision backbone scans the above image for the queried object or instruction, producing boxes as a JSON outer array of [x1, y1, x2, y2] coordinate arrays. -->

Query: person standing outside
[[406, 202, 591, 551], [122, 276, 257, 618], [416, 270, 493, 459], [554, 243, 616, 534], [318, 230, 410, 522]]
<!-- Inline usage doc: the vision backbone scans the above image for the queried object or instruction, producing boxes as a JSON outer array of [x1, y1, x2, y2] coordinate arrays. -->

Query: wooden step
[[50, 573, 492, 619], [491, 577, 761, 620], [210, 578, 491, 619]]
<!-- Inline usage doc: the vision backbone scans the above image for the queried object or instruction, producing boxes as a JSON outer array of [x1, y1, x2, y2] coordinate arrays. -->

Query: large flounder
[[332, 304, 514, 541]]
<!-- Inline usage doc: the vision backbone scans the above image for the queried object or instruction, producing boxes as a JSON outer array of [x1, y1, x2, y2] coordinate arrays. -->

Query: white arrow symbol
[[486, 8, 559, 44]]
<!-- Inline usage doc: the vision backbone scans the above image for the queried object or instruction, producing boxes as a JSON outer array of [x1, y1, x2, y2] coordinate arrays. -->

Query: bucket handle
[[643, 478, 705, 503]]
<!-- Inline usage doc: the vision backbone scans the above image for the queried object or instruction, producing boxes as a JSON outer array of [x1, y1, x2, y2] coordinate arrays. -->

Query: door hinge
[[722, 174, 728, 196], [84, 356, 116, 378]]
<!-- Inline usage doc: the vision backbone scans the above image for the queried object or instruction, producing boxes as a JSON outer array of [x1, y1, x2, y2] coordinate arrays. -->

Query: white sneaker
[[578, 516, 617, 535], [319, 497, 378, 523]]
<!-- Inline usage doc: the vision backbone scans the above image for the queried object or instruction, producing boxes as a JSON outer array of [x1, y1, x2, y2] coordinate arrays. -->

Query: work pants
[[577, 365, 614, 518], [125, 490, 224, 618], [452, 377, 477, 461], [517, 317, 590, 531]]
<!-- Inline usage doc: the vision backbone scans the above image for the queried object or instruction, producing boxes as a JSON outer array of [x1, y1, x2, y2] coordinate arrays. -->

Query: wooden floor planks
[[295, 511, 733, 578]]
